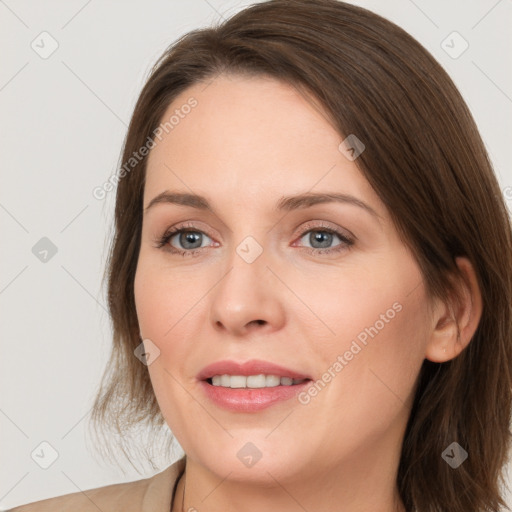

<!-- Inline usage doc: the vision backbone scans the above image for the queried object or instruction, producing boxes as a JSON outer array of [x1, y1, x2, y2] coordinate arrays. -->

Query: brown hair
[[89, 1, 512, 510]]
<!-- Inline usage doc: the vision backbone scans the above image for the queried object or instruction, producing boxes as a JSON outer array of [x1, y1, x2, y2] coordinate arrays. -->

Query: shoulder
[[8, 457, 186, 512]]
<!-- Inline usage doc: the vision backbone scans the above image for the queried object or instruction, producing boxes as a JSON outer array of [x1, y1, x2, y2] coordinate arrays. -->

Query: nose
[[209, 247, 286, 338]]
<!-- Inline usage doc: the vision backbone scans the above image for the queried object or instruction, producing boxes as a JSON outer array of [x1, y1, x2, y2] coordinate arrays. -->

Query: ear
[[425, 257, 483, 363]]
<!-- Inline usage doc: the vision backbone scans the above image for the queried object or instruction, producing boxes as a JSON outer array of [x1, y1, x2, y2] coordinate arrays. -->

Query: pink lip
[[197, 359, 311, 381], [197, 359, 312, 412], [199, 381, 311, 412]]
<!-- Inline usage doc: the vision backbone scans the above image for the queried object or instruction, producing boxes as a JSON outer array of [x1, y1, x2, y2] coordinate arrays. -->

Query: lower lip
[[199, 380, 311, 412]]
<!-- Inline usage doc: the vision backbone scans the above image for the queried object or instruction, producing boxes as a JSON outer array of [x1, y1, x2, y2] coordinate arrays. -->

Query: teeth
[[210, 374, 306, 388], [230, 375, 246, 388], [247, 374, 270, 388]]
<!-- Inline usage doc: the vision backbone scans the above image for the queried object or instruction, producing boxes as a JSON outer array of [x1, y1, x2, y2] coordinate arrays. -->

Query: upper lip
[[197, 359, 312, 381]]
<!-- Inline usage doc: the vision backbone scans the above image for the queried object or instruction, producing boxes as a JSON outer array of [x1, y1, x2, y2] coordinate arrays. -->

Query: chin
[[190, 436, 307, 484]]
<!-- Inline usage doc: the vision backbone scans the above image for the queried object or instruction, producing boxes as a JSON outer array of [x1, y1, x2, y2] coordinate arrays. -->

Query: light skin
[[133, 73, 482, 512]]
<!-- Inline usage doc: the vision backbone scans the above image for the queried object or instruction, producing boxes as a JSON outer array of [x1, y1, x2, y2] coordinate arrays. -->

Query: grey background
[[1, 0, 511, 509]]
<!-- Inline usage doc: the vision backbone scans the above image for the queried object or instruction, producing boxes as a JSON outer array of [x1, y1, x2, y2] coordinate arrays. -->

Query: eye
[[154, 221, 354, 257], [294, 223, 354, 255], [154, 224, 215, 256]]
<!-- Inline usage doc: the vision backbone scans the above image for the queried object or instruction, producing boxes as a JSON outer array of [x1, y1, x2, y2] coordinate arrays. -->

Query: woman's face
[[134, 73, 433, 484]]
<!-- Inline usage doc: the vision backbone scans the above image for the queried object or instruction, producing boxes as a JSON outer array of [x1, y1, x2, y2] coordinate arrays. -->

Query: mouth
[[197, 359, 313, 412]]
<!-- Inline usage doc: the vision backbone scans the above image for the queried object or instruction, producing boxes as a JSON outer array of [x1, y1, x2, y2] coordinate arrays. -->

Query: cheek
[[292, 276, 428, 460], [134, 257, 197, 340], [134, 261, 199, 442], [299, 257, 428, 406]]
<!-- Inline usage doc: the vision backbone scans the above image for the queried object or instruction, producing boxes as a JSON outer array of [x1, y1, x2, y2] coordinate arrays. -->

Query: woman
[[11, 0, 511, 511]]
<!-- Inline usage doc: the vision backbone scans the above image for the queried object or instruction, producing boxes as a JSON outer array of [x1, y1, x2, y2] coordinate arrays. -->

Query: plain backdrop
[[1, 0, 511, 509]]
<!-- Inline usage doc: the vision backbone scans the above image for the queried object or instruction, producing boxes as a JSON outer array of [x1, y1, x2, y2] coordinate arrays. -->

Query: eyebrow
[[144, 191, 381, 219]]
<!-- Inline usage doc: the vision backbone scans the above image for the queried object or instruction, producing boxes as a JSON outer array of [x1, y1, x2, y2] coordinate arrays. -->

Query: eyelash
[[153, 221, 355, 257]]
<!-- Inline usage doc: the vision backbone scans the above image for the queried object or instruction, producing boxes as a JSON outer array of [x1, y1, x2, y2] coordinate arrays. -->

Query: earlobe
[[425, 257, 483, 363]]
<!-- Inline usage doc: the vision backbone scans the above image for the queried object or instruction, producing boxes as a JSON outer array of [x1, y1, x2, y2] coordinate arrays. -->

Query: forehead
[[143, 74, 380, 215]]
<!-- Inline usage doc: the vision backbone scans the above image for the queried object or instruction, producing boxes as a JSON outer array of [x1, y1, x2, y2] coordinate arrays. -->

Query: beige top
[[9, 457, 186, 512]]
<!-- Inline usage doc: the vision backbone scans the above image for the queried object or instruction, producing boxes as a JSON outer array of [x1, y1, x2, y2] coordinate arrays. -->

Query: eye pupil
[[311, 231, 333, 248], [180, 231, 202, 249]]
